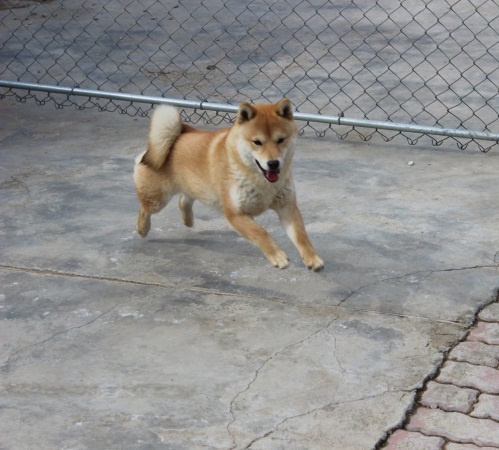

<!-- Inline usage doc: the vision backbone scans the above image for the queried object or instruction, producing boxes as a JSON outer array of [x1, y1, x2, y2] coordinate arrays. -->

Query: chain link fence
[[1, 0, 499, 150]]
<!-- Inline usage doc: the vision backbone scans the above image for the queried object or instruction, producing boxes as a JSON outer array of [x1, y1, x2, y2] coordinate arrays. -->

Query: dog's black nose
[[267, 160, 280, 171]]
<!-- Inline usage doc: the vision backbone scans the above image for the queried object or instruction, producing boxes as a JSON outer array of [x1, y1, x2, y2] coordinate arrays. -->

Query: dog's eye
[[253, 140, 263, 146], [277, 137, 285, 144]]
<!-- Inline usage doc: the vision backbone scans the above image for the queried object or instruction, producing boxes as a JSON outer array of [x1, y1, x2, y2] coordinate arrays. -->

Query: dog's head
[[233, 99, 298, 183]]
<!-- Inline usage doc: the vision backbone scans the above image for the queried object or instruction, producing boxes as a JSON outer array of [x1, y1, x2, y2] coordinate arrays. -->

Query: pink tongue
[[266, 171, 279, 183]]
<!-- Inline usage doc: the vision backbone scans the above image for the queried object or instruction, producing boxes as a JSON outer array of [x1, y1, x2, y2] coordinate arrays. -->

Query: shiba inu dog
[[133, 99, 324, 271]]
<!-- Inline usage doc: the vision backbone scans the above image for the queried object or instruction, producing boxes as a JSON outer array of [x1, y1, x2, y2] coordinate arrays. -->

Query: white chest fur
[[229, 171, 294, 216]]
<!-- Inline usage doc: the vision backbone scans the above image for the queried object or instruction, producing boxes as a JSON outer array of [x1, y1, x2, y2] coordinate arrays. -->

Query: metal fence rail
[[1, 0, 499, 151]]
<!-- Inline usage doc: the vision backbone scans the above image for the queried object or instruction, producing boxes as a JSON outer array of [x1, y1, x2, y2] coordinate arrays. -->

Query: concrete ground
[[0, 98, 498, 449]]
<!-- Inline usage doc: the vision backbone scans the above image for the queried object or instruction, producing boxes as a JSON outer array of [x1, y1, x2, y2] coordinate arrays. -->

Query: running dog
[[133, 99, 324, 271]]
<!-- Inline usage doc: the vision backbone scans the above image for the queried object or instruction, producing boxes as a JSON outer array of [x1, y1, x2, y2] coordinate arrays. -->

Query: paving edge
[[373, 287, 499, 449]]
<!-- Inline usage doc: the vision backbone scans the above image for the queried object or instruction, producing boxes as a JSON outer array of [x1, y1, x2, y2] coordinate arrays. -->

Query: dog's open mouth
[[255, 160, 280, 183]]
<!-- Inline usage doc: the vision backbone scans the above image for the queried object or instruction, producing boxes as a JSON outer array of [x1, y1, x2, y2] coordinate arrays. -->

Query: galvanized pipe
[[2, 80, 499, 143]]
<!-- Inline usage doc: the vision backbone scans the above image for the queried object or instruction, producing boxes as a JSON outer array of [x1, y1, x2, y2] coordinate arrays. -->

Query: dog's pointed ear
[[237, 102, 256, 123], [276, 98, 293, 120]]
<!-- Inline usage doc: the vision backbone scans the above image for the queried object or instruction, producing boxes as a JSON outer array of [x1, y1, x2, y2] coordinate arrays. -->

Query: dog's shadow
[[144, 229, 257, 258]]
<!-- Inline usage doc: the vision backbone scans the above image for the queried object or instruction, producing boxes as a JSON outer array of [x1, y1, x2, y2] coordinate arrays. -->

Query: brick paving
[[382, 297, 499, 449]]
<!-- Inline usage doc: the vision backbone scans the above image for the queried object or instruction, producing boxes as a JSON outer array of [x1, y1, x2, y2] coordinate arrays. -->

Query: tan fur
[[133, 99, 324, 270]]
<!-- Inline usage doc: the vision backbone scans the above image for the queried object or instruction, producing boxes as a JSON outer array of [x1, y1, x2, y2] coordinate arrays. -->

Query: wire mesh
[[1, 0, 499, 150]]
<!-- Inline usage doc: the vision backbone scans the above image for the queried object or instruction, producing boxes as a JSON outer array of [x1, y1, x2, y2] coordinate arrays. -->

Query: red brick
[[468, 321, 499, 345], [449, 341, 499, 368], [406, 407, 499, 447], [470, 393, 499, 421], [382, 429, 444, 449], [437, 361, 499, 394], [420, 381, 478, 413]]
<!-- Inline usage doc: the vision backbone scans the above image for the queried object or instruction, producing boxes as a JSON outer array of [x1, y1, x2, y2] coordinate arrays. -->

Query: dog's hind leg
[[137, 207, 152, 237], [179, 193, 195, 227], [134, 157, 174, 237], [136, 192, 172, 237], [137, 190, 172, 237]]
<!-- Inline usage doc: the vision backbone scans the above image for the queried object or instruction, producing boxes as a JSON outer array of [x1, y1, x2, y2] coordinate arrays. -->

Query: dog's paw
[[136, 225, 149, 238], [304, 254, 324, 272], [268, 250, 290, 269], [136, 212, 151, 238], [181, 212, 194, 228], [179, 195, 194, 227]]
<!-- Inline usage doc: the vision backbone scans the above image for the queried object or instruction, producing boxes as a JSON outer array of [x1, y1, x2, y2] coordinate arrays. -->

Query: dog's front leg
[[276, 202, 324, 271], [225, 211, 290, 269]]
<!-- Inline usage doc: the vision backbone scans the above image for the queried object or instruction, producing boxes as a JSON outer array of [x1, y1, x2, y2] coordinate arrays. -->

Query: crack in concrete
[[2, 263, 497, 446], [242, 390, 414, 449], [225, 335, 318, 449], [1, 302, 119, 370], [331, 332, 346, 375], [0, 264, 287, 303], [337, 264, 499, 308], [345, 307, 468, 328], [225, 264, 497, 449], [226, 314, 343, 449], [226, 312, 416, 449], [2, 263, 496, 325]]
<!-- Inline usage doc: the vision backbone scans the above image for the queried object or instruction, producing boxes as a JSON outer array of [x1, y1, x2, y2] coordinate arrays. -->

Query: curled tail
[[137, 105, 182, 170]]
